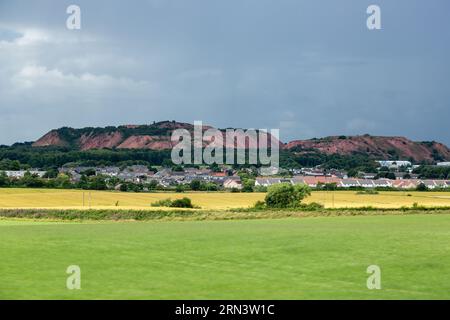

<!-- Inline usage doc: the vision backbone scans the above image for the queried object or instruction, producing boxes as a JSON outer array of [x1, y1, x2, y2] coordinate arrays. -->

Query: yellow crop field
[[1, 188, 450, 210]]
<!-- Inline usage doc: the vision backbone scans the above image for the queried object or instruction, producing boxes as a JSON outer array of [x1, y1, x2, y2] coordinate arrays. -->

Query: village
[[2, 160, 450, 191]]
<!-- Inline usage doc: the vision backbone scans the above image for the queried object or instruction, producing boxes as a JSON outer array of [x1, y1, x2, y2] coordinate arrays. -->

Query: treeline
[[0, 144, 171, 169], [280, 151, 379, 172], [0, 144, 379, 171], [0, 144, 432, 174], [413, 165, 450, 179]]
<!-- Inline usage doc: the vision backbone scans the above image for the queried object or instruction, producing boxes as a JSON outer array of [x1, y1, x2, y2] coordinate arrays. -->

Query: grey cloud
[[0, 0, 449, 145]]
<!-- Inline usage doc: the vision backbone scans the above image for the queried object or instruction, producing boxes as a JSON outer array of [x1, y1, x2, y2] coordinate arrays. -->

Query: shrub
[[170, 197, 194, 208], [356, 189, 379, 195], [175, 185, 185, 193], [301, 202, 325, 211], [416, 183, 428, 192], [253, 200, 266, 209], [151, 198, 173, 207], [265, 183, 311, 208], [254, 185, 268, 192]]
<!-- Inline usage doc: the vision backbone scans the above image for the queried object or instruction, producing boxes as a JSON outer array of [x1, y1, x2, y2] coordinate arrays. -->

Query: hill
[[32, 122, 450, 162], [285, 135, 450, 163], [32, 121, 281, 151]]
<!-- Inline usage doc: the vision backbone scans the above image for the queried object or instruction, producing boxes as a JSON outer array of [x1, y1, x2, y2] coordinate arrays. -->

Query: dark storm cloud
[[0, 0, 449, 145]]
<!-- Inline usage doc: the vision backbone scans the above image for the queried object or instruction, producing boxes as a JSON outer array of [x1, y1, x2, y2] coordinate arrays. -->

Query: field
[[1, 214, 450, 299], [2, 188, 450, 300], [1, 188, 450, 210]]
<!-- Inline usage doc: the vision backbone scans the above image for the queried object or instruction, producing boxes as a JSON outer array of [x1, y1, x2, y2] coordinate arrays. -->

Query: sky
[[0, 0, 449, 145]]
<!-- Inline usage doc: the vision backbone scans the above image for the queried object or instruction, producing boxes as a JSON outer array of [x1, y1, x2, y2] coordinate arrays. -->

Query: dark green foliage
[[281, 150, 379, 172], [151, 198, 174, 207], [170, 197, 194, 208], [413, 165, 450, 179], [0, 171, 8, 187], [416, 183, 428, 191], [265, 183, 311, 208], [242, 179, 255, 192], [151, 197, 195, 208], [0, 144, 171, 169], [175, 184, 185, 193], [190, 180, 201, 191]]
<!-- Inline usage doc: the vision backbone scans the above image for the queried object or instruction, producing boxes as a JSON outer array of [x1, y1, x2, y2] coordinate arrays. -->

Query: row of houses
[[1, 170, 47, 178], [59, 165, 154, 183], [59, 165, 244, 189], [255, 176, 450, 189], [152, 168, 243, 189]]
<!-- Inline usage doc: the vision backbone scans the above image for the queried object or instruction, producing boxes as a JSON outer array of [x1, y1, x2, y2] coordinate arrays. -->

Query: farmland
[[2, 188, 450, 299], [1, 188, 450, 210], [1, 214, 450, 299]]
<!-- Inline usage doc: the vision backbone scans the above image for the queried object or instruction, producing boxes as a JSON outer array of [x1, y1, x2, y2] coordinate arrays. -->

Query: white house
[[223, 178, 243, 190], [357, 179, 375, 188], [3, 170, 46, 178], [339, 179, 360, 188], [437, 162, 450, 167], [377, 160, 412, 169]]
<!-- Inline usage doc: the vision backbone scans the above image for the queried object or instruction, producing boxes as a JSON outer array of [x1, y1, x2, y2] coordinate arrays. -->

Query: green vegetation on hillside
[[0, 144, 172, 169], [0, 144, 382, 172], [413, 165, 450, 179]]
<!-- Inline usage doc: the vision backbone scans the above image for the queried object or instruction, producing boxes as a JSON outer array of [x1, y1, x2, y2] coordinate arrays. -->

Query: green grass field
[[1, 214, 450, 299]]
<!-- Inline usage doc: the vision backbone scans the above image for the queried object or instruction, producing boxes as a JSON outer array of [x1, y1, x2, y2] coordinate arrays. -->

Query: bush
[[151, 198, 173, 207], [253, 200, 266, 209], [175, 185, 185, 193], [416, 183, 428, 192], [170, 197, 194, 208], [300, 202, 325, 211], [190, 180, 201, 191], [254, 185, 268, 192], [356, 189, 379, 195], [265, 183, 311, 208]]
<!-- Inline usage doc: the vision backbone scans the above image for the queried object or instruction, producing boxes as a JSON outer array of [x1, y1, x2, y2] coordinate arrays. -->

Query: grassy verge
[[1, 205, 450, 222]]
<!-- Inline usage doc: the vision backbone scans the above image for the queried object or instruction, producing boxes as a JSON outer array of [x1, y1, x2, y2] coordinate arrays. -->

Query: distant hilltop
[[32, 121, 450, 163]]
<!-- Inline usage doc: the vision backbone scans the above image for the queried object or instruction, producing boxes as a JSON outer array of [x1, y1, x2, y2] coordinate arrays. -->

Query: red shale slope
[[284, 135, 450, 162], [32, 122, 450, 162]]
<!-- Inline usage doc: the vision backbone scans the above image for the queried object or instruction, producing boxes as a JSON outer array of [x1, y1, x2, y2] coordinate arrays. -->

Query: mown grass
[[1, 214, 450, 299]]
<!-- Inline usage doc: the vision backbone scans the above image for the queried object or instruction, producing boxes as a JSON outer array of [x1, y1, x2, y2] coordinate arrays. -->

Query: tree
[[88, 175, 107, 190], [190, 179, 201, 191], [175, 184, 185, 193], [55, 173, 71, 188], [0, 171, 9, 187], [416, 183, 428, 192], [265, 183, 311, 208], [386, 172, 396, 180], [43, 168, 58, 179], [242, 179, 255, 192], [203, 182, 218, 191], [81, 168, 96, 176], [147, 180, 158, 190], [20, 172, 44, 188], [347, 169, 358, 178]]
